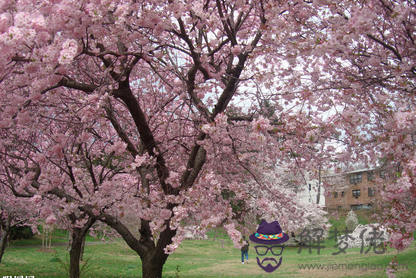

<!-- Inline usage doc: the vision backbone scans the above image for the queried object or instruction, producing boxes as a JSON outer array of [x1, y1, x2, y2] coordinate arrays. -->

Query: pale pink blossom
[[45, 214, 57, 225], [58, 39, 78, 65]]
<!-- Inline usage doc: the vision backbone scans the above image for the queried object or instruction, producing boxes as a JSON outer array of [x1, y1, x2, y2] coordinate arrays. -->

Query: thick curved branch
[[49, 186, 148, 256], [58, 77, 98, 93], [115, 83, 175, 195], [180, 132, 207, 190], [367, 34, 402, 61], [105, 103, 139, 157], [186, 65, 213, 121]]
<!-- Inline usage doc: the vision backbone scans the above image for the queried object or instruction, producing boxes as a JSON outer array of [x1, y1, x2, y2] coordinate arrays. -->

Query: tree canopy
[[1, 0, 415, 277]]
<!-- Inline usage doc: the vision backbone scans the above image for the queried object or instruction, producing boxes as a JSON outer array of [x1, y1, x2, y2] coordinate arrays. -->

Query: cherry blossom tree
[[0, 137, 98, 278], [3, 0, 415, 278], [0, 1, 334, 277], [0, 135, 42, 262], [295, 1, 416, 276], [0, 193, 39, 263]]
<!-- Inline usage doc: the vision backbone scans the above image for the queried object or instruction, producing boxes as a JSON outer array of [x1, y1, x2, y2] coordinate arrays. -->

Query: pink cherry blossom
[[2, 1, 416, 277]]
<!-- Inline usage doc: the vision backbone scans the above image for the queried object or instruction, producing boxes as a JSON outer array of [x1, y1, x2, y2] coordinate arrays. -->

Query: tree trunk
[[0, 224, 11, 263], [69, 230, 82, 278], [316, 166, 321, 205], [139, 233, 171, 278], [80, 235, 86, 262], [48, 226, 52, 249], [80, 203, 177, 278], [42, 224, 45, 249], [141, 255, 166, 278], [139, 218, 176, 278], [68, 217, 96, 278]]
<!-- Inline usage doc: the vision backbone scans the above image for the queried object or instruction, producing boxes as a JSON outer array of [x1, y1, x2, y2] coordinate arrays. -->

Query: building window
[[380, 171, 386, 179], [352, 189, 361, 197], [351, 204, 372, 210], [341, 191, 345, 197], [368, 188, 375, 196], [334, 192, 338, 198], [350, 173, 362, 184], [338, 206, 342, 210], [367, 171, 374, 181]]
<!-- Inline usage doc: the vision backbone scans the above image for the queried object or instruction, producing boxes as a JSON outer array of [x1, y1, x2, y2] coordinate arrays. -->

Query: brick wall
[[325, 170, 383, 210]]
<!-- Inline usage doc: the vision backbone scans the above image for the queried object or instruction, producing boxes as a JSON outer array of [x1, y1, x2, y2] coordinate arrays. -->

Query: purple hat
[[249, 220, 289, 245]]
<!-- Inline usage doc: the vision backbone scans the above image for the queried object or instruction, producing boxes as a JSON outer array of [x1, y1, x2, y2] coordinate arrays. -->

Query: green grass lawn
[[1, 237, 415, 278], [1, 211, 415, 278]]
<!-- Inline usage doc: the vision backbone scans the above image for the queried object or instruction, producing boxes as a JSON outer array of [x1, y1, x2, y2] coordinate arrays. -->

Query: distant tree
[[345, 210, 359, 231], [306, 0, 416, 259], [0, 194, 39, 263], [0, 160, 96, 278]]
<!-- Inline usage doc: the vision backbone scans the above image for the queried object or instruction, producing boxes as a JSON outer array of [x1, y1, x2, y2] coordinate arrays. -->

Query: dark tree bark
[[138, 220, 176, 278], [79, 235, 86, 262], [316, 166, 322, 205], [68, 216, 96, 278], [141, 256, 166, 278], [0, 219, 11, 263]]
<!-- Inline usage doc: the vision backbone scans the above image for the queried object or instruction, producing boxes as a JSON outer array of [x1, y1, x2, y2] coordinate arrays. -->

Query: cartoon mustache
[[256, 256, 283, 273]]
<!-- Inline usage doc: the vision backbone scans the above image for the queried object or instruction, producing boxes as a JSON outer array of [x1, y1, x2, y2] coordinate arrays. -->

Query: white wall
[[298, 179, 326, 206]]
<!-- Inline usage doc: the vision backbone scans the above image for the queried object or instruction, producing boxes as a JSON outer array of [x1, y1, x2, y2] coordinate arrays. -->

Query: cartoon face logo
[[249, 220, 289, 273], [254, 245, 285, 273]]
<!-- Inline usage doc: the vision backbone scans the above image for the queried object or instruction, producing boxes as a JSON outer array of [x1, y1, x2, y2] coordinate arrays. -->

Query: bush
[[337, 223, 388, 249], [9, 226, 34, 240], [345, 210, 359, 231]]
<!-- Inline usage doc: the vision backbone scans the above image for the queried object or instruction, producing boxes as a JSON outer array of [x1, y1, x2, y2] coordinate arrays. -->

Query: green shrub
[[10, 226, 34, 240]]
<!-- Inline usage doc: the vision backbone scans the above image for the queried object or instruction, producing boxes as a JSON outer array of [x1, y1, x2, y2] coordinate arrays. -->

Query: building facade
[[298, 178, 326, 206], [325, 169, 385, 210]]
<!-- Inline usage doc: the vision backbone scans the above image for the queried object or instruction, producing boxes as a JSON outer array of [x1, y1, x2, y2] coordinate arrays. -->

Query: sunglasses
[[255, 245, 284, 256]]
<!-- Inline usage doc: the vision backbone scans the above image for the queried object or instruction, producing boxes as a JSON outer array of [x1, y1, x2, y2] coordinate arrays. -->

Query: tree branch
[[367, 34, 402, 61]]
